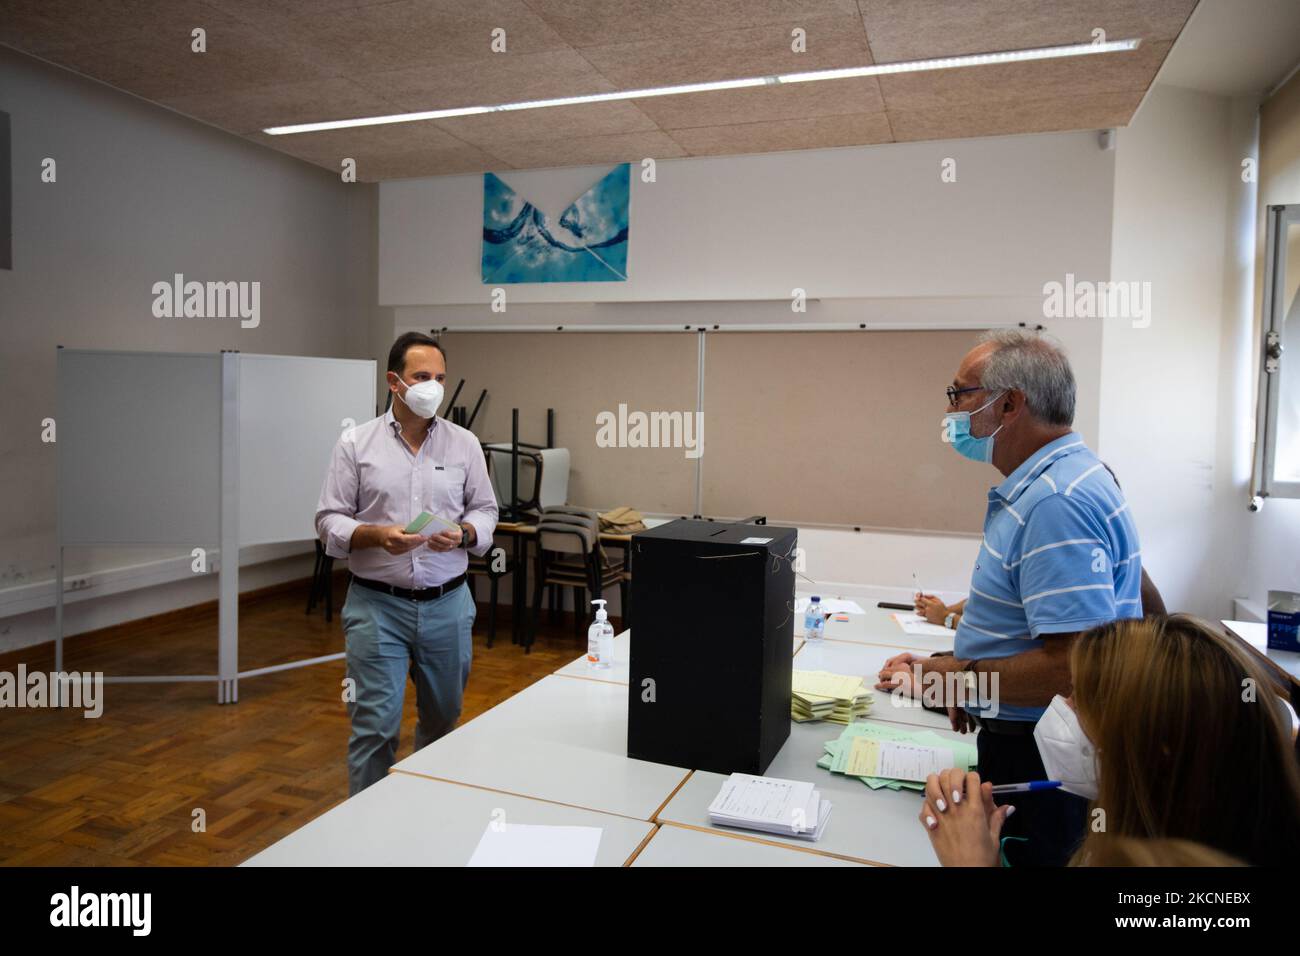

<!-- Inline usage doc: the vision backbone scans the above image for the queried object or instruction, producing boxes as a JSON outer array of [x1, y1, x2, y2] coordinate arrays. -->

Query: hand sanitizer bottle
[[587, 599, 614, 669]]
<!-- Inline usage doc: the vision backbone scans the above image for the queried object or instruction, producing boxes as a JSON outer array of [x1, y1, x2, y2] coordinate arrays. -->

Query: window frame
[[1253, 203, 1300, 501]]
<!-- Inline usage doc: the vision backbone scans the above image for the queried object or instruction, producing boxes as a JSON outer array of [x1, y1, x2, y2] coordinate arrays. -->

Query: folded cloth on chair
[[599, 506, 646, 534]]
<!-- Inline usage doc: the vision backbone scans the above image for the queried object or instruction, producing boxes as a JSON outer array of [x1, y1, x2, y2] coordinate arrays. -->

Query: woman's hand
[[918, 769, 1013, 867]]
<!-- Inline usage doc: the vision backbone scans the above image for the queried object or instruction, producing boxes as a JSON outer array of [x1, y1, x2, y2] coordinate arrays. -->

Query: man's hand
[[924, 656, 973, 725], [425, 526, 463, 552], [353, 525, 427, 555], [947, 706, 975, 734], [875, 652, 921, 694], [880, 650, 919, 671], [915, 592, 948, 625], [918, 770, 1011, 867]]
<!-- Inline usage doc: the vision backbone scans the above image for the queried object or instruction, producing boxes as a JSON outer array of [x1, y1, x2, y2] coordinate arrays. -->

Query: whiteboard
[[237, 354, 377, 547], [58, 350, 222, 546]]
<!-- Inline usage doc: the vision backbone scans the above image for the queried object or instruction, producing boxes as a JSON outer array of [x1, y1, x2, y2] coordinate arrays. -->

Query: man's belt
[[969, 712, 1038, 736], [352, 573, 467, 602]]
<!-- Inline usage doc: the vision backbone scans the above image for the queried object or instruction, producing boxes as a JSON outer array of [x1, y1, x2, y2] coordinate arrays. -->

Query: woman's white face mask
[[1033, 695, 1100, 799]]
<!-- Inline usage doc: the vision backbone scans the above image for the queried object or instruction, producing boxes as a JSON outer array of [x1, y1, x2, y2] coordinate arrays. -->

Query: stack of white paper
[[707, 773, 832, 841], [891, 611, 954, 638], [466, 823, 603, 867]]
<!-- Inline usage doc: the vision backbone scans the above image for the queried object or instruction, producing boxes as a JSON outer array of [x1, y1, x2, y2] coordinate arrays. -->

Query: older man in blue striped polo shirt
[[879, 329, 1142, 867]]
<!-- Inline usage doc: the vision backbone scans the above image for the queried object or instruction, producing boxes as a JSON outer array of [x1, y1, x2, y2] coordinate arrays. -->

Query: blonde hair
[[1078, 836, 1243, 867], [1068, 614, 1300, 866]]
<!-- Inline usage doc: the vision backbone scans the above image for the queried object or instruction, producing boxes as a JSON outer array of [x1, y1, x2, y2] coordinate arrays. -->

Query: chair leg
[[323, 557, 334, 623], [573, 586, 585, 639], [531, 562, 546, 650], [548, 584, 559, 624], [487, 577, 499, 648], [307, 543, 323, 614]]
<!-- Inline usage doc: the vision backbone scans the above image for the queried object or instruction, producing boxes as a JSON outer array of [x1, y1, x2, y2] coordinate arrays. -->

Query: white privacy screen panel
[[237, 354, 377, 547], [58, 349, 222, 546]]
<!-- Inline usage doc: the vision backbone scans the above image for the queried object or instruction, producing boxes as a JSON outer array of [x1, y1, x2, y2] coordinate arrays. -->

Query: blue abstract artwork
[[481, 164, 629, 283]]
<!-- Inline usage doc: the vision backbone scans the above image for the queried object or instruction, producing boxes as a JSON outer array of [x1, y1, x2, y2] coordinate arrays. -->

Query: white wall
[[381, 131, 1115, 305], [1101, 80, 1300, 619], [1236, 74, 1300, 615], [0, 49, 392, 652], [1101, 84, 1236, 617]]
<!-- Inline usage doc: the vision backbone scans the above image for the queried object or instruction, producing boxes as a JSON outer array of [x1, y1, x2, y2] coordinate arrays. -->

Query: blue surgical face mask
[[942, 390, 1006, 463]]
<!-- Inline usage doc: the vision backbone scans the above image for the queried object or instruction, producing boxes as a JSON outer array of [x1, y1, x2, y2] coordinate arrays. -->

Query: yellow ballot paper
[[792, 670, 869, 699], [791, 670, 872, 724], [845, 737, 956, 782]]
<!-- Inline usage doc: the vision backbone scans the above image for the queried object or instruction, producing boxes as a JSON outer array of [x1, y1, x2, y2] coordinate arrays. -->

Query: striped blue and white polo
[[954, 432, 1143, 722]]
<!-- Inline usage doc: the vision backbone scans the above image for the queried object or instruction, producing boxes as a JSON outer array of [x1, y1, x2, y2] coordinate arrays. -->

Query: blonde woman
[[918, 614, 1300, 866]]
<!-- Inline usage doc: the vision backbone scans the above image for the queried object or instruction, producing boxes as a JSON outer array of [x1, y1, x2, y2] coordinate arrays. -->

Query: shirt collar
[[992, 432, 1087, 504], [385, 407, 437, 438]]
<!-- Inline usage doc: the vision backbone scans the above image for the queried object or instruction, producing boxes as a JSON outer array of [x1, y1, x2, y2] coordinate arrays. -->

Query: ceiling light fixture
[[263, 38, 1141, 136]]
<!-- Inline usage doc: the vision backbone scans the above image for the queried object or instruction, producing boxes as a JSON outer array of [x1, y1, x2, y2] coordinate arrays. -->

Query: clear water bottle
[[804, 595, 825, 641]]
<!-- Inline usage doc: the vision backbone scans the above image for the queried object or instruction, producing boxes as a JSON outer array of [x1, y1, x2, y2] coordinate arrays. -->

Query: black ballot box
[[627, 518, 797, 776]]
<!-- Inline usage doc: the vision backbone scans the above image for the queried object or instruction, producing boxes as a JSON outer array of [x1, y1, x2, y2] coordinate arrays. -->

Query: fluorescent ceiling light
[[263, 38, 1141, 136]]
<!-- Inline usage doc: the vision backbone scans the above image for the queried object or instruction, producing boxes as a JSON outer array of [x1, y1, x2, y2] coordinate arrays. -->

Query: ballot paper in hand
[[891, 612, 954, 638], [708, 773, 832, 841], [466, 823, 603, 867]]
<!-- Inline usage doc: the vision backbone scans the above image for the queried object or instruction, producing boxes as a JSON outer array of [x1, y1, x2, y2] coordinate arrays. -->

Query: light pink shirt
[[315, 409, 499, 588]]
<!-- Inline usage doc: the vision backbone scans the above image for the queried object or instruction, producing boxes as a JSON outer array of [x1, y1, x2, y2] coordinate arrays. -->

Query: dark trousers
[[977, 729, 1088, 867]]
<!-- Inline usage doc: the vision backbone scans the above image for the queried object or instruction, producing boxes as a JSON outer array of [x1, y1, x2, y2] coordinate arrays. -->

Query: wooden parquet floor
[[0, 573, 600, 866]]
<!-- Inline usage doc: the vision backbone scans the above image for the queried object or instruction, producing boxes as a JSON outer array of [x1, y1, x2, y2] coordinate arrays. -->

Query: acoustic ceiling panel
[[0, 0, 1200, 179]]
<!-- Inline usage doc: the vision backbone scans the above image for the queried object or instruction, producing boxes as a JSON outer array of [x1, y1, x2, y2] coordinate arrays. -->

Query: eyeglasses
[[945, 385, 985, 407]]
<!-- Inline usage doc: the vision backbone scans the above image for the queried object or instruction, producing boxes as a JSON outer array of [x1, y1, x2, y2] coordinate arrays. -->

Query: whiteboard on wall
[[238, 354, 377, 548], [58, 349, 222, 546]]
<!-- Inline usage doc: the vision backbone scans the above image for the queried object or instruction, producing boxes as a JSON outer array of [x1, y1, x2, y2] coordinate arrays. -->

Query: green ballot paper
[[403, 512, 459, 534], [818, 721, 978, 792]]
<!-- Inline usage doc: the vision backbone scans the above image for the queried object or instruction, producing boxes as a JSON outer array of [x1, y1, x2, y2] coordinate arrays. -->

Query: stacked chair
[[530, 505, 630, 647]]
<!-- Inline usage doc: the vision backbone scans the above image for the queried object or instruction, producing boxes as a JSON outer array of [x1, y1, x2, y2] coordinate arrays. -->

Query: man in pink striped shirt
[[316, 332, 498, 795]]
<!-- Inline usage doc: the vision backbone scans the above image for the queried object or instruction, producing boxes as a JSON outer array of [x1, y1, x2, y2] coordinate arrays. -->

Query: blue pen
[[990, 781, 1062, 794]]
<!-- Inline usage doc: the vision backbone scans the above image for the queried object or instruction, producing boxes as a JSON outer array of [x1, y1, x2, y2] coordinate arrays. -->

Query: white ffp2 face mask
[[1033, 695, 1099, 799], [396, 376, 444, 418]]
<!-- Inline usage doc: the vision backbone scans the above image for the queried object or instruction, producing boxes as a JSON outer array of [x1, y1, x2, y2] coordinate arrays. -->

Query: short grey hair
[[976, 329, 1076, 427]]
